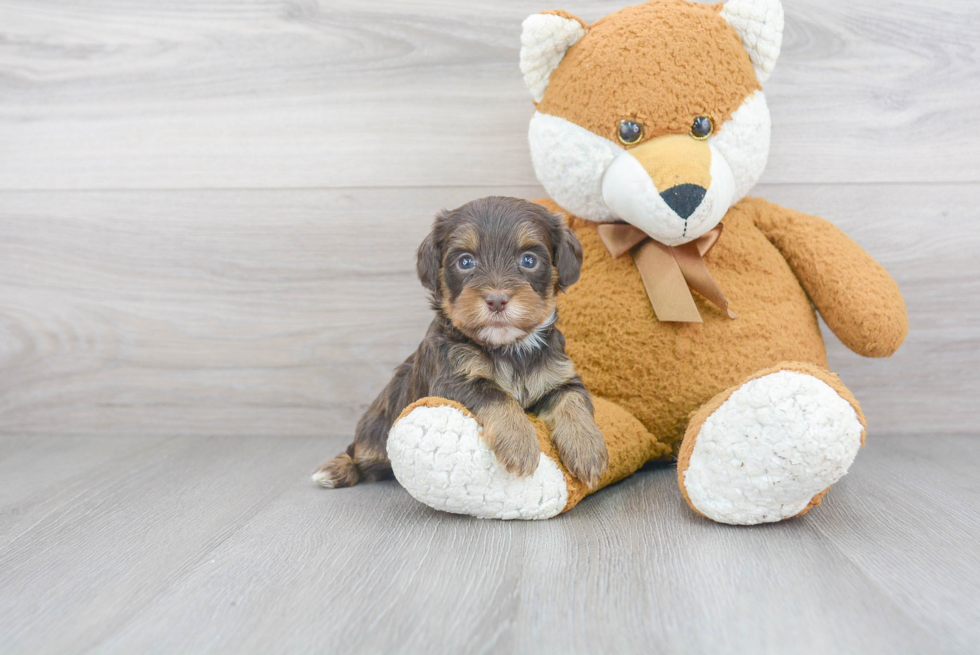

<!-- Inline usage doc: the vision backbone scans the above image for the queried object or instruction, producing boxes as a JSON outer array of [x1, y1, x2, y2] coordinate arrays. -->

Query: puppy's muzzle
[[484, 292, 509, 314]]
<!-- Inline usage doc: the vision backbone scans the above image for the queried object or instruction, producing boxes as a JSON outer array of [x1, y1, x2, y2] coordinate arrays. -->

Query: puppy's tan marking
[[517, 222, 545, 252], [443, 285, 491, 336], [550, 266, 561, 293], [448, 226, 479, 255], [504, 285, 553, 330]]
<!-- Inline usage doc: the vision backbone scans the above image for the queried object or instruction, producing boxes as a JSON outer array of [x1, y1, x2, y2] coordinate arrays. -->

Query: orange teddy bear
[[384, 0, 908, 524]]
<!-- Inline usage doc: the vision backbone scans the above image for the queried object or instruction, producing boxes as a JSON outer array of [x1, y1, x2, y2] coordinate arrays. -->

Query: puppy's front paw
[[482, 410, 540, 477], [554, 417, 609, 489]]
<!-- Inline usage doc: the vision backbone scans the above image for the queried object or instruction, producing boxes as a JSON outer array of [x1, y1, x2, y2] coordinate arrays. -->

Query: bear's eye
[[457, 255, 475, 270], [691, 116, 713, 140], [617, 119, 644, 146], [520, 253, 538, 269]]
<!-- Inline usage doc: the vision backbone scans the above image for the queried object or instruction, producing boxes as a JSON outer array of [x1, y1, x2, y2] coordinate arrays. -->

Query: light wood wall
[[1, 0, 977, 437]]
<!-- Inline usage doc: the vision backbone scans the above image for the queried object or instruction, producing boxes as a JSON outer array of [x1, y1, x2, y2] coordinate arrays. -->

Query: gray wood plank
[[810, 436, 980, 653], [0, 434, 170, 537], [0, 434, 323, 653], [0, 434, 974, 654], [0, 0, 977, 189], [0, 184, 975, 438]]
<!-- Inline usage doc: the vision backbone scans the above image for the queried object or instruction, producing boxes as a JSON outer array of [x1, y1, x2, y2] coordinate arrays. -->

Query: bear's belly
[[556, 201, 828, 453]]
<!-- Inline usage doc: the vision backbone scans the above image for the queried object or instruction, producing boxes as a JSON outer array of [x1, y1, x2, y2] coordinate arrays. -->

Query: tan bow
[[597, 223, 737, 323]]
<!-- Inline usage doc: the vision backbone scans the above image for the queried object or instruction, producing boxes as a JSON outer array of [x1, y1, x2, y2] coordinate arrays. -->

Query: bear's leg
[[677, 362, 867, 525], [386, 396, 669, 520]]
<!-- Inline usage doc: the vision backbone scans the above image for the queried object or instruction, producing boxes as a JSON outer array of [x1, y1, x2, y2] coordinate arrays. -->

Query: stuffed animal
[[384, 0, 908, 524]]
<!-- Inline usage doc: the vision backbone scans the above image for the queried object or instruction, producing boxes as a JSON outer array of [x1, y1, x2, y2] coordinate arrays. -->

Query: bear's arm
[[746, 197, 908, 358]]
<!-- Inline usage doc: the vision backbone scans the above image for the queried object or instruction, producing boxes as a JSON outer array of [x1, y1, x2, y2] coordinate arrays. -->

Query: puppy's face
[[417, 197, 583, 347]]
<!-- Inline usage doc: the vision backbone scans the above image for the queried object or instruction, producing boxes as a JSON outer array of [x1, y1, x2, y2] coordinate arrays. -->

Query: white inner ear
[[520, 13, 586, 103], [720, 0, 784, 84]]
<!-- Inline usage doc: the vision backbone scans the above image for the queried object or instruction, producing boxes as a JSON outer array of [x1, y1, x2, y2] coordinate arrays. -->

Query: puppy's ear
[[416, 215, 444, 292], [555, 222, 583, 290]]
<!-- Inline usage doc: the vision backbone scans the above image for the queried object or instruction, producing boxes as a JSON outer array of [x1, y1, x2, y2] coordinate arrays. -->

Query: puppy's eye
[[617, 119, 644, 146], [457, 255, 475, 270], [520, 254, 538, 269], [691, 116, 713, 140]]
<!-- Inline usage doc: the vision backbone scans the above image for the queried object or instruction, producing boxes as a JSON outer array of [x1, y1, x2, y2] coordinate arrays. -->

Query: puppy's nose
[[485, 294, 509, 313]]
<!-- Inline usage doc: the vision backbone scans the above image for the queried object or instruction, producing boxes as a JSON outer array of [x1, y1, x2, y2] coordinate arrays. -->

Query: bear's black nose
[[660, 184, 707, 219]]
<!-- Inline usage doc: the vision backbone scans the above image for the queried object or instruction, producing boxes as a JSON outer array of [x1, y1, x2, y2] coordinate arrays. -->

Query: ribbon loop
[[597, 223, 736, 323]]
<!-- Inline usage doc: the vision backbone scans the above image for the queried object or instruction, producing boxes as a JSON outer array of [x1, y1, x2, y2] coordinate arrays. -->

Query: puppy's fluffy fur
[[313, 196, 609, 489]]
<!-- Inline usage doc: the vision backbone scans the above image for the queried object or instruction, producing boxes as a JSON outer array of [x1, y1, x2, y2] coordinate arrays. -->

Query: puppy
[[313, 196, 609, 489]]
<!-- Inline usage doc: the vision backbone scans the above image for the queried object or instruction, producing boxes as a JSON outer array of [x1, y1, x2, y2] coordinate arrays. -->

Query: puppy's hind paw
[[312, 453, 361, 488]]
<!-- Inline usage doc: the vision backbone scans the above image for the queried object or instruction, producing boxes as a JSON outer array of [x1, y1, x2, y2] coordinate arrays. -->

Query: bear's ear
[[519, 11, 587, 103], [720, 0, 784, 84]]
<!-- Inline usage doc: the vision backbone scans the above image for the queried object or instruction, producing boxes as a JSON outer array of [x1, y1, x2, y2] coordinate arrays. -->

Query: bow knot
[[597, 223, 736, 323]]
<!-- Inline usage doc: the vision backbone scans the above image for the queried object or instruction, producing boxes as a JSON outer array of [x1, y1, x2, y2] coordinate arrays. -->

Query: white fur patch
[[311, 469, 336, 488], [476, 310, 556, 351], [682, 371, 863, 525], [476, 324, 527, 348], [528, 111, 621, 222], [520, 14, 586, 103], [720, 0, 784, 84], [711, 91, 771, 203], [387, 405, 568, 520], [501, 311, 556, 357]]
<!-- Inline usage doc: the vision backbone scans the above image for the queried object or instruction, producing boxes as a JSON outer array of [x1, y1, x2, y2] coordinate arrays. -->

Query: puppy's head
[[417, 196, 583, 347]]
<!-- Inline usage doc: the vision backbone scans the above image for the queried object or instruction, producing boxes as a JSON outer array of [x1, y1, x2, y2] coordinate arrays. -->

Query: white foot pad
[[683, 371, 863, 525], [387, 405, 568, 520]]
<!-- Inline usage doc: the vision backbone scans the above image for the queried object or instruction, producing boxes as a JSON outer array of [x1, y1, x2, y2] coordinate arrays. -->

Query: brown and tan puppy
[[313, 196, 609, 490]]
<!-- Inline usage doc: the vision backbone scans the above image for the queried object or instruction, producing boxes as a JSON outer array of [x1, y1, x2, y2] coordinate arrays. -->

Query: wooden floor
[[0, 434, 977, 654], [2, 0, 979, 652]]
